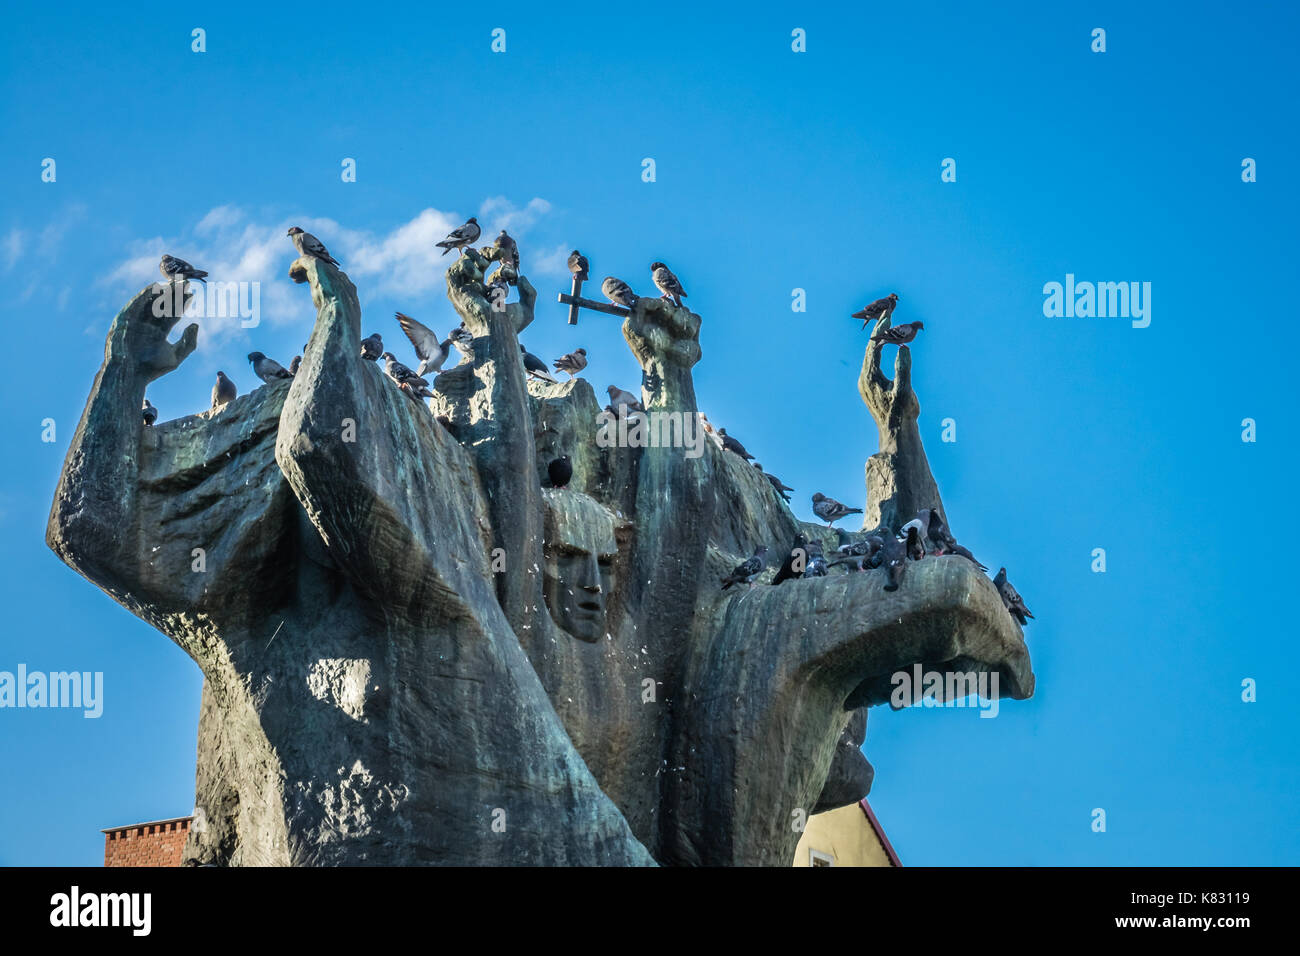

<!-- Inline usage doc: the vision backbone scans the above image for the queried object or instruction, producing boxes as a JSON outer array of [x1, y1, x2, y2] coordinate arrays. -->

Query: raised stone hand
[[126, 283, 200, 382], [858, 313, 944, 533], [622, 297, 702, 410]]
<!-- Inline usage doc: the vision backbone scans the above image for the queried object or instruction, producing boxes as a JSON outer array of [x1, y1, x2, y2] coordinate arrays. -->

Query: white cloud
[[99, 199, 556, 349], [2, 228, 24, 270], [532, 242, 574, 278]]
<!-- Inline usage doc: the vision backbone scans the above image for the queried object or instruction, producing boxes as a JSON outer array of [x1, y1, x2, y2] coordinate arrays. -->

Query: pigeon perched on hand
[[650, 261, 687, 307], [871, 321, 925, 345], [159, 254, 207, 284], [852, 293, 898, 330], [493, 230, 519, 269], [553, 348, 588, 377], [211, 371, 237, 409], [521, 346, 558, 383], [993, 568, 1034, 625], [248, 351, 294, 384], [771, 534, 807, 586], [718, 428, 754, 461], [360, 333, 383, 361], [601, 277, 638, 309], [437, 217, 481, 256], [395, 312, 451, 377], [381, 352, 430, 391], [811, 493, 863, 527], [721, 546, 769, 590], [754, 464, 794, 503], [568, 250, 589, 282], [286, 226, 340, 266], [548, 455, 572, 488], [142, 399, 158, 426]]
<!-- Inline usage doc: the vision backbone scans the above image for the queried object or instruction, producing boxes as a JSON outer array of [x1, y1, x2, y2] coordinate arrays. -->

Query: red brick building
[[102, 816, 193, 867]]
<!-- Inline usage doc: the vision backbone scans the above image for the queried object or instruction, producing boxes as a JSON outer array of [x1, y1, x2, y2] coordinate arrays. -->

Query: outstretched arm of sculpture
[[670, 556, 1033, 865], [47, 282, 200, 601], [858, 314, 945, 533]]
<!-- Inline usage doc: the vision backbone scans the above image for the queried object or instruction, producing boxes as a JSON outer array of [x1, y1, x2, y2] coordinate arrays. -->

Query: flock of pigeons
[[151, 223, 1033, 630], [716, 291, 1034, 631]]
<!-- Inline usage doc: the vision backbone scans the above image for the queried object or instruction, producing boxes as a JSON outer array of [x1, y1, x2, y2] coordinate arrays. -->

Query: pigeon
[[877, 532, 908, 591], [601, 277, 638, 309], [493, 230, 519, 269], [437, 217, 480, 256], [286, 226, 340, 266], [607, 385, 646, 415], [771, 534, 808, 586], [811, 493, 863, 527], [568, 251, 590, 282], [717, 428, 754, 461], [360, 333, 384, 361], [700, 415, 725, 450], [211, 371, 237, 409], [141, 399, 158, 426], [553, 348, 588, 377], [945, 543, 989, 572], [521, 346, 558, 384], [804, 540, 828, 577], [903, 523, 927, 562], [288, 355, 302, 375], [852, 293, 899, 330], [650, 261, 687, 307], [911, 509, 956, 553], [993, 568, 1034, 625], [871, 321, 925, 345], [721, 546, 769, 590], [381, 352, 430, 391], [395, 312, 451, 377], [449, 324, 475, 359], [159, 254, 207, 284], [548, 455, 572, 488], [754, 464, 794, 503], [248, 351, 294, 384]]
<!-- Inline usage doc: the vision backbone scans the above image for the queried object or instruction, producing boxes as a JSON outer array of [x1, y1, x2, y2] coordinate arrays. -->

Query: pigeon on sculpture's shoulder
[[548, 455, 572, 489], [437, 217, 481, 256], [721, 546, 769, 590], [753, 464, 794, 503], [811, 492, 863, 527], [601, 277, 638, 309], [993, 568, 1034, 625], [553, 348, 588, 377], [395, 312, 451, 377], [717, 428, 754, 461], [247, 351, 293, 385], [650, 261, 687, 307], [381, 351, 429, 391], [903, 523, 926, 561], [286, 226, 340, 266], [852, 293, 898, 330], [521, 345, 558, 384], [360, 333, 383, 361], [159, 254, 207, 284], [606, 385, 645, 413], [211, 371, 237, 409], [568, 250, 589, 282], [804, 539, 828, 577], [141, 399, 158, 427], [871, 321, 925, 345], [771, 533, 808, 586]]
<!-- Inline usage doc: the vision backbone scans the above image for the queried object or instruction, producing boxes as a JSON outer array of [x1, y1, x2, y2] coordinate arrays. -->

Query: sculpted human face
[[542, 492, 624, 643], [546, 543, 615, 643]]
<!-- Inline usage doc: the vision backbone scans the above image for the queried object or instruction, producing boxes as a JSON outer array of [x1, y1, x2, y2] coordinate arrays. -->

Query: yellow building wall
[[793, 802, 896, 867]]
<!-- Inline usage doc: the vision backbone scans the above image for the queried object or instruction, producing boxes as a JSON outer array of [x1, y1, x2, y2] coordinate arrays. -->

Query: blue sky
[[1, 0, 1296, 865]]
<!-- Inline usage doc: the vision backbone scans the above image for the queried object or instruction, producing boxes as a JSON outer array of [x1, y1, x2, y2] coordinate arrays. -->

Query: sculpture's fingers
[[172, 323, 199, 365], [893, 342, 913, 393]]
